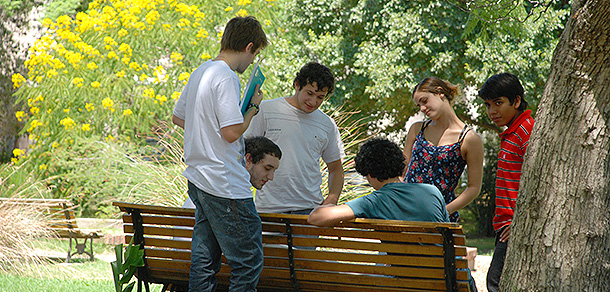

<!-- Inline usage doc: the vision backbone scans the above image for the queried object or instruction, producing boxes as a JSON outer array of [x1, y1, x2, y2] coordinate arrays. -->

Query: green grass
[[1, 237, 165, 292], [465, 236, 495, 256]]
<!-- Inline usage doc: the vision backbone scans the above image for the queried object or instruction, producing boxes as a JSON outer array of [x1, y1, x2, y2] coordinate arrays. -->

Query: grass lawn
[[466, 236, 495, 256], [0, 237, 164, 292]]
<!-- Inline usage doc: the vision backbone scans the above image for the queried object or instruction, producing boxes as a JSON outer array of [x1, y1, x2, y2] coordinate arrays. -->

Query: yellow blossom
[[163, 24, 170, 30], [91, 81, 101, 88], [143, 88, 155, 98], [63, 108, 69, 113], [104, 36, 118, 46], [102, 97, 115, 112], [178, 72, 190, 84], [236, 9, 248, 17], [42, 18, 53, 28], [52, 141, 59, 148], [118, 29, 128, 37], [73, 77, 84, 87], [140, 73, 149, 81], [13, 148, 24, 157], [225, 6, 233, 11], [85, 103, 95, 112], [200, 53, 211, 60], [47, 69, 58, 78], [15, 111, 26, 122], [171, 91, 180, 100], [35, 76, 43, 83], [87, 62, 98, 70], [82, 123, 91, 131], [27, 119, 43, 132], [171, 52, 183, 63], [123, 109, 133, 116], [12, 73, 26, 88], [155, 95, 167, 105], [106, 134, 116, 141], [108, 51, 118, 59], [39, 164, 48, 170], [30, 107, 40, 115], [60, 117, 76, 130], [238, 0, 252, 6], [116, 70, 125, 78], [129, 62, 141, 71], [196, 28, 209, 39]]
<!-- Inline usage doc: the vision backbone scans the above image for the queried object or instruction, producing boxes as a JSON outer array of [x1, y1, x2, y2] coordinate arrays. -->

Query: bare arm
[[445, 131, 484, 214], [307, 204, 355, 227], [220, 86, 264, 143], [321, 159, 344, 205], [402, 122, 422, 177], [172, 114, 185, 129]]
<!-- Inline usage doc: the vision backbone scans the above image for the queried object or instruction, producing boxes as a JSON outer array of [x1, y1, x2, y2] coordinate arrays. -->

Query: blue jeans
[[188, 182, 263, 291], [487, 226, 508, 292]]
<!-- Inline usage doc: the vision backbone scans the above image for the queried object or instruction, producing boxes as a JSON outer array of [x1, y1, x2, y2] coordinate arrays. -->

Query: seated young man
[[307, 137, 449, 226], [308, 137, 477, 291], [183, 136, 281, 208]]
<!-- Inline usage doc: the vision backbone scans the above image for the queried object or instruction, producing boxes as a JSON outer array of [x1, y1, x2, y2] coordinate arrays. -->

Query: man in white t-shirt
[[172, 16, 267, 291], [245, 62, 345, 214]]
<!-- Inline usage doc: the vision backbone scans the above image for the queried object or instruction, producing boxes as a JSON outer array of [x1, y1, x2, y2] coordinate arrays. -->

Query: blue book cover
[[240, 59, 265, 115]]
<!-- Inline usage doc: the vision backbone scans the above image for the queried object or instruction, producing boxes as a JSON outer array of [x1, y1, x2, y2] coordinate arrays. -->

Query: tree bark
[[501, 0, 610, 291]]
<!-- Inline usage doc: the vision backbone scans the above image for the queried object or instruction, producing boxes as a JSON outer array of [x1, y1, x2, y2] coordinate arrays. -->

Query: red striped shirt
[[493, 110, 534, 231]]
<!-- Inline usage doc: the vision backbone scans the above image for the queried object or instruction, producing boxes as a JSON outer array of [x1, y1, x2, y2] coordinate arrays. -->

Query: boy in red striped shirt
[[479, 73, 535, 292]]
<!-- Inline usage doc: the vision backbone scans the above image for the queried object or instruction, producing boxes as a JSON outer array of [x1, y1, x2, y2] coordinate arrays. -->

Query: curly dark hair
[[293, 62, 335, 96], [245, 136, 281, 164], [355, 138, 405, 181]]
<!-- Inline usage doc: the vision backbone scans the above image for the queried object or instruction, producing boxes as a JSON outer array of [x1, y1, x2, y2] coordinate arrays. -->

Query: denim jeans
[[188, 182, 263, 291], [487, 226, 508, 292]]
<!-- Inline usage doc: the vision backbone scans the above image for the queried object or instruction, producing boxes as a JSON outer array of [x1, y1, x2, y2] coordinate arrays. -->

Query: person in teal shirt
[[308, 137, 476, 292], [308, 137, 449, 226]]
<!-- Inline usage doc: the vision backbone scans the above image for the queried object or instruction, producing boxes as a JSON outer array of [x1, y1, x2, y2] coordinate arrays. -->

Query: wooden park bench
[[113, 201, 471, 292], [0, 198, 101, 262]]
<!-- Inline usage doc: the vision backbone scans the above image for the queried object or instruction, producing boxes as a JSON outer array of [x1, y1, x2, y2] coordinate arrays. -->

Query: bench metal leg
[[67, 235, 95, 262]]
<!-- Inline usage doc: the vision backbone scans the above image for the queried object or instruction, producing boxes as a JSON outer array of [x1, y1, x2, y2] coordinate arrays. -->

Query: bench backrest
[[113, 201, 470, 292], [0, 198, 79, 236]]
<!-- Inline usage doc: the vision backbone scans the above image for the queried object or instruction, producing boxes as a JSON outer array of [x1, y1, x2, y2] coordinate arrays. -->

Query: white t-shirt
[[244, 97, 345, 212], [173, 60, 252, 199]]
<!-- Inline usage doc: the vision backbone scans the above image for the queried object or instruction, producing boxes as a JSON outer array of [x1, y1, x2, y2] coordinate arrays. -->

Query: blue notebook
[[240, 58, 265, 115]]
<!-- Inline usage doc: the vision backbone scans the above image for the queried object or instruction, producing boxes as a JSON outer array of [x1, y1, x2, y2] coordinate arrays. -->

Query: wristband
[[246, 103, 259, 115]]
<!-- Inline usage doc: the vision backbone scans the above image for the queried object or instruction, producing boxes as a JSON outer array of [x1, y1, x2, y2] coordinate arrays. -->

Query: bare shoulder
[[462, 128, 483, 151]]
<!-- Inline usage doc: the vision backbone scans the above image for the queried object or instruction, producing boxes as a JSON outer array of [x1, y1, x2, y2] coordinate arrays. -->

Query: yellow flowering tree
[[12, 0, 285, 171]]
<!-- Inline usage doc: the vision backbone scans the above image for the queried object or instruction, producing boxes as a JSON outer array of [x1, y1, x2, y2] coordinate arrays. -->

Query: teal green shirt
[[345, 183, 449, 222]]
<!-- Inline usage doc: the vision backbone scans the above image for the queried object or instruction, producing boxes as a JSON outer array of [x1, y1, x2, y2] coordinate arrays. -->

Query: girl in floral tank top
[[405, 121, 470, 221], [403, 77, 484, 222]]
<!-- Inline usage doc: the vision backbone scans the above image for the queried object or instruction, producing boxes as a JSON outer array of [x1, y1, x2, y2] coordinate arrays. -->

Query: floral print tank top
[[404, 121, 470, 222]]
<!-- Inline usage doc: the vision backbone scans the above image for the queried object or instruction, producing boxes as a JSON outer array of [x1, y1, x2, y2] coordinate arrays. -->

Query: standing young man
[[479, 73, 535, 292], [172, 16, 267, 291], [244, 62, 345, 214]]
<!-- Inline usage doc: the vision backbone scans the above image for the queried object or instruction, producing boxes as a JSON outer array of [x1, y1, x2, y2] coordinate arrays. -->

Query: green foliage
[[284, 0, 568, 134], [41, 134, 187, 217], [111, 238, 144, 292], [44, 0, 93, 20]]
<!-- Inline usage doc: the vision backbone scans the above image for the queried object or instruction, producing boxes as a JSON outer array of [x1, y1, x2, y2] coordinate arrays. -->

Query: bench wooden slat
[[124, 235, 192, 250], [123, 224, 193, 238], [122, 214, 195, 228], [262, 246, 469, 269], [262, 223, 466, 246]]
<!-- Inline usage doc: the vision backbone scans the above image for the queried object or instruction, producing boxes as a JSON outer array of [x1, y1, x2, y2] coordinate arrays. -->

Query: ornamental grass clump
[[0, 200, 53, 275]]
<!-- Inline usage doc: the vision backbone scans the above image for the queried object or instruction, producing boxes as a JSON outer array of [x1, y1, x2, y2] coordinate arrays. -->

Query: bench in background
[[0, 198, 101, 262], [114, 201, 471, 292]]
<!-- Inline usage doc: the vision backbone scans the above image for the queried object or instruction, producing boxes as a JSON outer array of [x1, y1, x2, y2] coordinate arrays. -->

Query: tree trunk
[[501, 0, 610, 291]]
